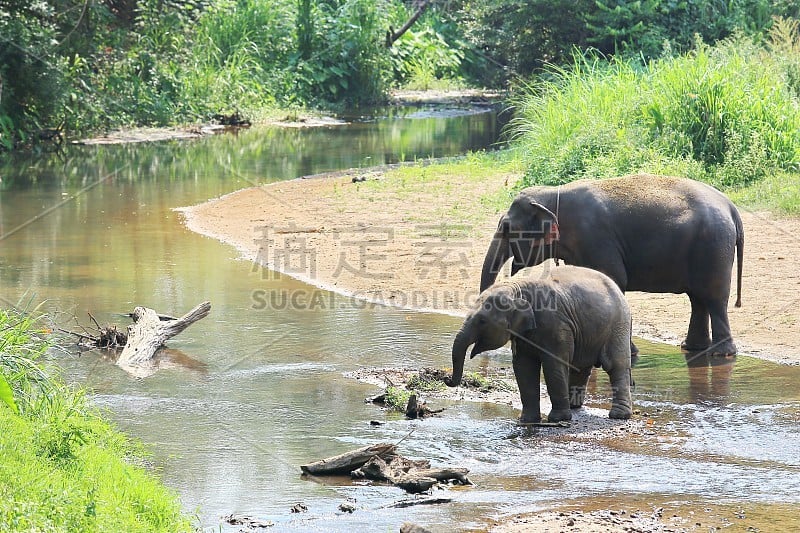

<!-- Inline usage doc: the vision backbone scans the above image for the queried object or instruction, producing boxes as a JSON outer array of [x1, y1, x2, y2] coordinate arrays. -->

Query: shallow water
[[1, 107, 799, 531]]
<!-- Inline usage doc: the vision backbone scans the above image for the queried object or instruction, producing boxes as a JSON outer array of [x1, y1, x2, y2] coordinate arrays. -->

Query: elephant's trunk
[[448, 327, 473, 387], [480, 229, 509, 292]]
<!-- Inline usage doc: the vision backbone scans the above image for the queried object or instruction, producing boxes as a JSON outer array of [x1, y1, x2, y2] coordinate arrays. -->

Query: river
[[1, 106, 799, 532]]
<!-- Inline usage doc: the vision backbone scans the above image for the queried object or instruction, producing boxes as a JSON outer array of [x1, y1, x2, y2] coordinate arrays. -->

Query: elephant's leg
[[601, 329, 633, 420], [681, 294, 711, 352], [568, 367, 592, 409], [540, 346, 573, 422], [598, 263, 639, 358], [605, 365, 633, 419], [708, 298, 737, 356], [512, 351, 542, 424]]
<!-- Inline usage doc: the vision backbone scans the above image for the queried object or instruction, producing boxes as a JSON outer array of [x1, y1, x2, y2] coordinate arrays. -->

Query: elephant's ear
[[529, 201, 560, 244], [509, 298, 536, 335]]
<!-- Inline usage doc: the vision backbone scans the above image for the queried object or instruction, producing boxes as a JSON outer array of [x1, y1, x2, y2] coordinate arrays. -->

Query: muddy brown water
[[1, 107, 799, 531]]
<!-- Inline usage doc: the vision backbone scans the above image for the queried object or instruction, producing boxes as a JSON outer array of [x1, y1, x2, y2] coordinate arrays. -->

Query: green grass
[[460, 372, 513, 392], [0, 309, 191, 532], [510, 24, 800, 213], [728, 171, 800, 214]]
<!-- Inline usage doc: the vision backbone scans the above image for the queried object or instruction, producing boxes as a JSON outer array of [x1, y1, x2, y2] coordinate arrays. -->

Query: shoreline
[[177, 162, 800, 365], [72, 88, 505, 145]]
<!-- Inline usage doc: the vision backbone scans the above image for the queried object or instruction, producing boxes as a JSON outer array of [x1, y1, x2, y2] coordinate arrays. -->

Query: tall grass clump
[[510, 55, 650, 185], [0, 308, 191, 532], [513, 23, 800, 192], [177, 0, 294, 119]]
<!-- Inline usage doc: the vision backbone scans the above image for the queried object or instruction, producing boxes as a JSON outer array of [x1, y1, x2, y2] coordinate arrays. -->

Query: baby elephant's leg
[[606, 366, 632, 419], [601, 322, 634, 419], [513, 351, 542, 424], [541, 347, 573, 422], [569, 367, 593, 409]]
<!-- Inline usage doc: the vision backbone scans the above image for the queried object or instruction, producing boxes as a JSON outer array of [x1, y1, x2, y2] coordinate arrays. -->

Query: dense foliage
[[511, 19, 800, 191], [1, 0, 797, 148], [0, 0, 465, 147], [0, 308, 191, 531], [454, 0, 798, 86]]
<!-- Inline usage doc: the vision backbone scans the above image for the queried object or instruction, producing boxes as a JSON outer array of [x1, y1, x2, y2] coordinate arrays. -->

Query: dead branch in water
[[302, 442, 471, 494], [404, 394, 444, 419], [300, 443, 397, 476], [118, 302, 210, 365], [59, 303, 211, 375]]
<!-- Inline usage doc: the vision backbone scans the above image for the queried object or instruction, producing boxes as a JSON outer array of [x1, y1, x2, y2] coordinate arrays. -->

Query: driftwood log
[[352, 455, 471, 494], [302, 443, 471, 494], [388, 499, 452, 509], [300, 443, 397, 476], [117, 302, 211, 366]]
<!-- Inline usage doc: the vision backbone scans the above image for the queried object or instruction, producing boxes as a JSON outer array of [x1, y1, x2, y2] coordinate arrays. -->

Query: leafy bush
[[384, 386, 412, 411], [293, 0, 392, 105], [391, 27, 464, 90], [452, 0, 792, 85], [512, 31, 800, 190], [0, 3, 68, 146]]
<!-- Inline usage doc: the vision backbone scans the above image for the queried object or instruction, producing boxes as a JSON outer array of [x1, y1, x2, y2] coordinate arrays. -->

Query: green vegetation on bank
[[509, 21, 800, 212], [0, 309, 191, 532], [0, 0, 469, 148], [2, 1, 798, 149]]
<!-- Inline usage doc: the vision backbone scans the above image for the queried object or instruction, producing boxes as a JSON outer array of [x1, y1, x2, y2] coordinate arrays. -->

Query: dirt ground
[[179, 168, 800, 365], [489, 502, 800, 532]]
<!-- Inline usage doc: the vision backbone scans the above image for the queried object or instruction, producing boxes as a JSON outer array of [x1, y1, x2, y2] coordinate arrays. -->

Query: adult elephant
[[480, 174, 743, 356], [448, 266, 633, 423]]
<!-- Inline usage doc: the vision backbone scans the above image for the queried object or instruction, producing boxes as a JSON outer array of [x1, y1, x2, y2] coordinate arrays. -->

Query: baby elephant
[[448, 266, 632, 423]]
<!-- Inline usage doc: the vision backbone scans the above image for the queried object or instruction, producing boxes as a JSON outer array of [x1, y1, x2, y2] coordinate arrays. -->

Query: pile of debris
[[301, 442, 471, 494]]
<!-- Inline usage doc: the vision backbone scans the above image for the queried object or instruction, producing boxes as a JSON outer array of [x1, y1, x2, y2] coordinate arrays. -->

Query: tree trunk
[[117, 301, 211, 366], [385, 1, 431, 47]]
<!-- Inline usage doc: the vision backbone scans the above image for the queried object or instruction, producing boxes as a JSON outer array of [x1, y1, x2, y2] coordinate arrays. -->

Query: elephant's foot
[[709, 339, 737, 356], [681, 336, 711, 353], [681, 343, 711, 354], [682, 338, 737, 356], [608, 405, 632, 420], [518, 410, 542, 424], [547, 408, 572, 423]]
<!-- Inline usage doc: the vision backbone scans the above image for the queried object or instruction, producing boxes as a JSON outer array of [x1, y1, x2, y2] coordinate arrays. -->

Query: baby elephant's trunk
[[448, 327, 471, 387]]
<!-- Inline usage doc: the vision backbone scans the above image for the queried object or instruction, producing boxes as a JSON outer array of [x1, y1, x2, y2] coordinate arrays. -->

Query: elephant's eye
[[478, 317, 487, 325]]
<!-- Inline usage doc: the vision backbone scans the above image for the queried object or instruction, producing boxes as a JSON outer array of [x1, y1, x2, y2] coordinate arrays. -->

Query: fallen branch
[[405, 394, 444, 419], [302, 443, 470, 493], [300, 443, 397, 476], [352, 455, 471, 493], [118, 302, 211, 366]]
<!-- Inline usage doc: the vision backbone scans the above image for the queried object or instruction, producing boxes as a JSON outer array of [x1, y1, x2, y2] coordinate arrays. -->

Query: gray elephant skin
[[449, 266, 633, 423], [480, 174, 743, 356]]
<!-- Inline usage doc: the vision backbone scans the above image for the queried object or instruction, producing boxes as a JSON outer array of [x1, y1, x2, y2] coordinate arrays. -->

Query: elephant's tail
[[734, 208, 744, 308]]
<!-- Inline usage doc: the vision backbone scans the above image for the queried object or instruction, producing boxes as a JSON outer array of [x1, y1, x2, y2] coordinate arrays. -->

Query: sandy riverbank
[[178, 164, 800, 365]]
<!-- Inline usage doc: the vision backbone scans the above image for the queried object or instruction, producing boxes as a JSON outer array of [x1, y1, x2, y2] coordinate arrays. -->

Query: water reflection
[[684, 353, 736, 403]]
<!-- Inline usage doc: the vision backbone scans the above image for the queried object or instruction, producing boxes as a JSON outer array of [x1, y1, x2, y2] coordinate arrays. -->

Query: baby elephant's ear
[[509, 298, 536, 334]]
